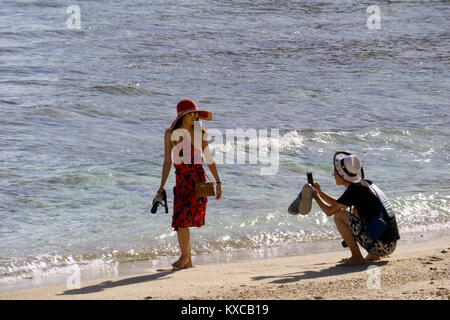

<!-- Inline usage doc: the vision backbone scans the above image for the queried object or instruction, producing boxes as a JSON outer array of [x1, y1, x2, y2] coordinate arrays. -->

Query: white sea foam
[[0, 254, 117, 287], [278, 131, 304, 152], [210, 130, 304, 157]]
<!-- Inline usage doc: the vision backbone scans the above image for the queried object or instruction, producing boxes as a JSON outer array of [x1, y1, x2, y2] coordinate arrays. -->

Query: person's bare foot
[[182, 260, 194, 269], [337, 256, 367, 267], [365, 253, 381, 262], [172, 256, 190, 270]]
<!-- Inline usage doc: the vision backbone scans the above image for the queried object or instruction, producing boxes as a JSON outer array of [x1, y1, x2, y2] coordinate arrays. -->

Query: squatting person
[[312, 151, 400, 266]]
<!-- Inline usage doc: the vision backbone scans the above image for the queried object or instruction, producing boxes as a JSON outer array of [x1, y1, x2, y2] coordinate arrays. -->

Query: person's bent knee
[[333, 209, 349, 223]]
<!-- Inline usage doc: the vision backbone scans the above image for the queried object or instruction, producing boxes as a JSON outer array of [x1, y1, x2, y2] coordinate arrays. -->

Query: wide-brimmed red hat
[[168, 99, 212, 131]]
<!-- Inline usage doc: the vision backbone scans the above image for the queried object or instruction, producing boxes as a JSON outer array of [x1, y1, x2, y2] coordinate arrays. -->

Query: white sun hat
[[333, 151, 364, 184]]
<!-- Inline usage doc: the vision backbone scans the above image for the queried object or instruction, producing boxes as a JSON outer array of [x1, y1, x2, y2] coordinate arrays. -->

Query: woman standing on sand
[[156, 99, 222, 270]]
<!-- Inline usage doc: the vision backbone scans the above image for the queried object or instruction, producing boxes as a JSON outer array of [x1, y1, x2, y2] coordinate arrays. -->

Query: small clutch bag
[[184, 164, 216, 198], [195, 181, 215, 198]]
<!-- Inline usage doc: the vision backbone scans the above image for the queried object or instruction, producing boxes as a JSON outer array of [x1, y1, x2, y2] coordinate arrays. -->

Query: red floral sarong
[[172, 139, 207, 231]]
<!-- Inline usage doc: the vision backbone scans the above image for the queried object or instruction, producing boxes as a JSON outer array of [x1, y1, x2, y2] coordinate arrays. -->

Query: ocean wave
[[0, 228, 332, 284], [392, 192, 450, 227], [14, 1, 65, 8], [0, 254, 106, 284], [209, 130, 304, 158], [208, 128, 445, 160], [87, 84, 152, 95]]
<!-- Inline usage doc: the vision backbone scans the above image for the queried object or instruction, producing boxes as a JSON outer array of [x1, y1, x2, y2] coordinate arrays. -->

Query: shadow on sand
[[251, 261, 388, 284], [57, 269, 176, 296]]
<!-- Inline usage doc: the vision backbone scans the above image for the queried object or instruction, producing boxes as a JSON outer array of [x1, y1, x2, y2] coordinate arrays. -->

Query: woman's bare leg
[[185, 230, 193, 268], [334, 210, 366, 266], [172, 227, 193, 269]]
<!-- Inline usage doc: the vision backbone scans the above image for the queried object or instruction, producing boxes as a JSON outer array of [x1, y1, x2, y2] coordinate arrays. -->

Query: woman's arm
[[157, 130, 172, 197]]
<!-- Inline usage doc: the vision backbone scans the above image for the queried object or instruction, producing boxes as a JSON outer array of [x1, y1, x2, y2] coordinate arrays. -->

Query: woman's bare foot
[[172, 256, 190, 270], [172, 256, 194, 270], [183, 259, 194, 269], [337, 256, 367, 267]]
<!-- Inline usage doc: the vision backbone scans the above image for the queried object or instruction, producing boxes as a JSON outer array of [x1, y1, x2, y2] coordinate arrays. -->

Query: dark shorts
[[349, 214, 397, 256]]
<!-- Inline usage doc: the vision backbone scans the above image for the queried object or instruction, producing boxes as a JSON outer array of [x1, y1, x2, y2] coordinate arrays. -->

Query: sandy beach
[[0, 234, 448, 300]]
